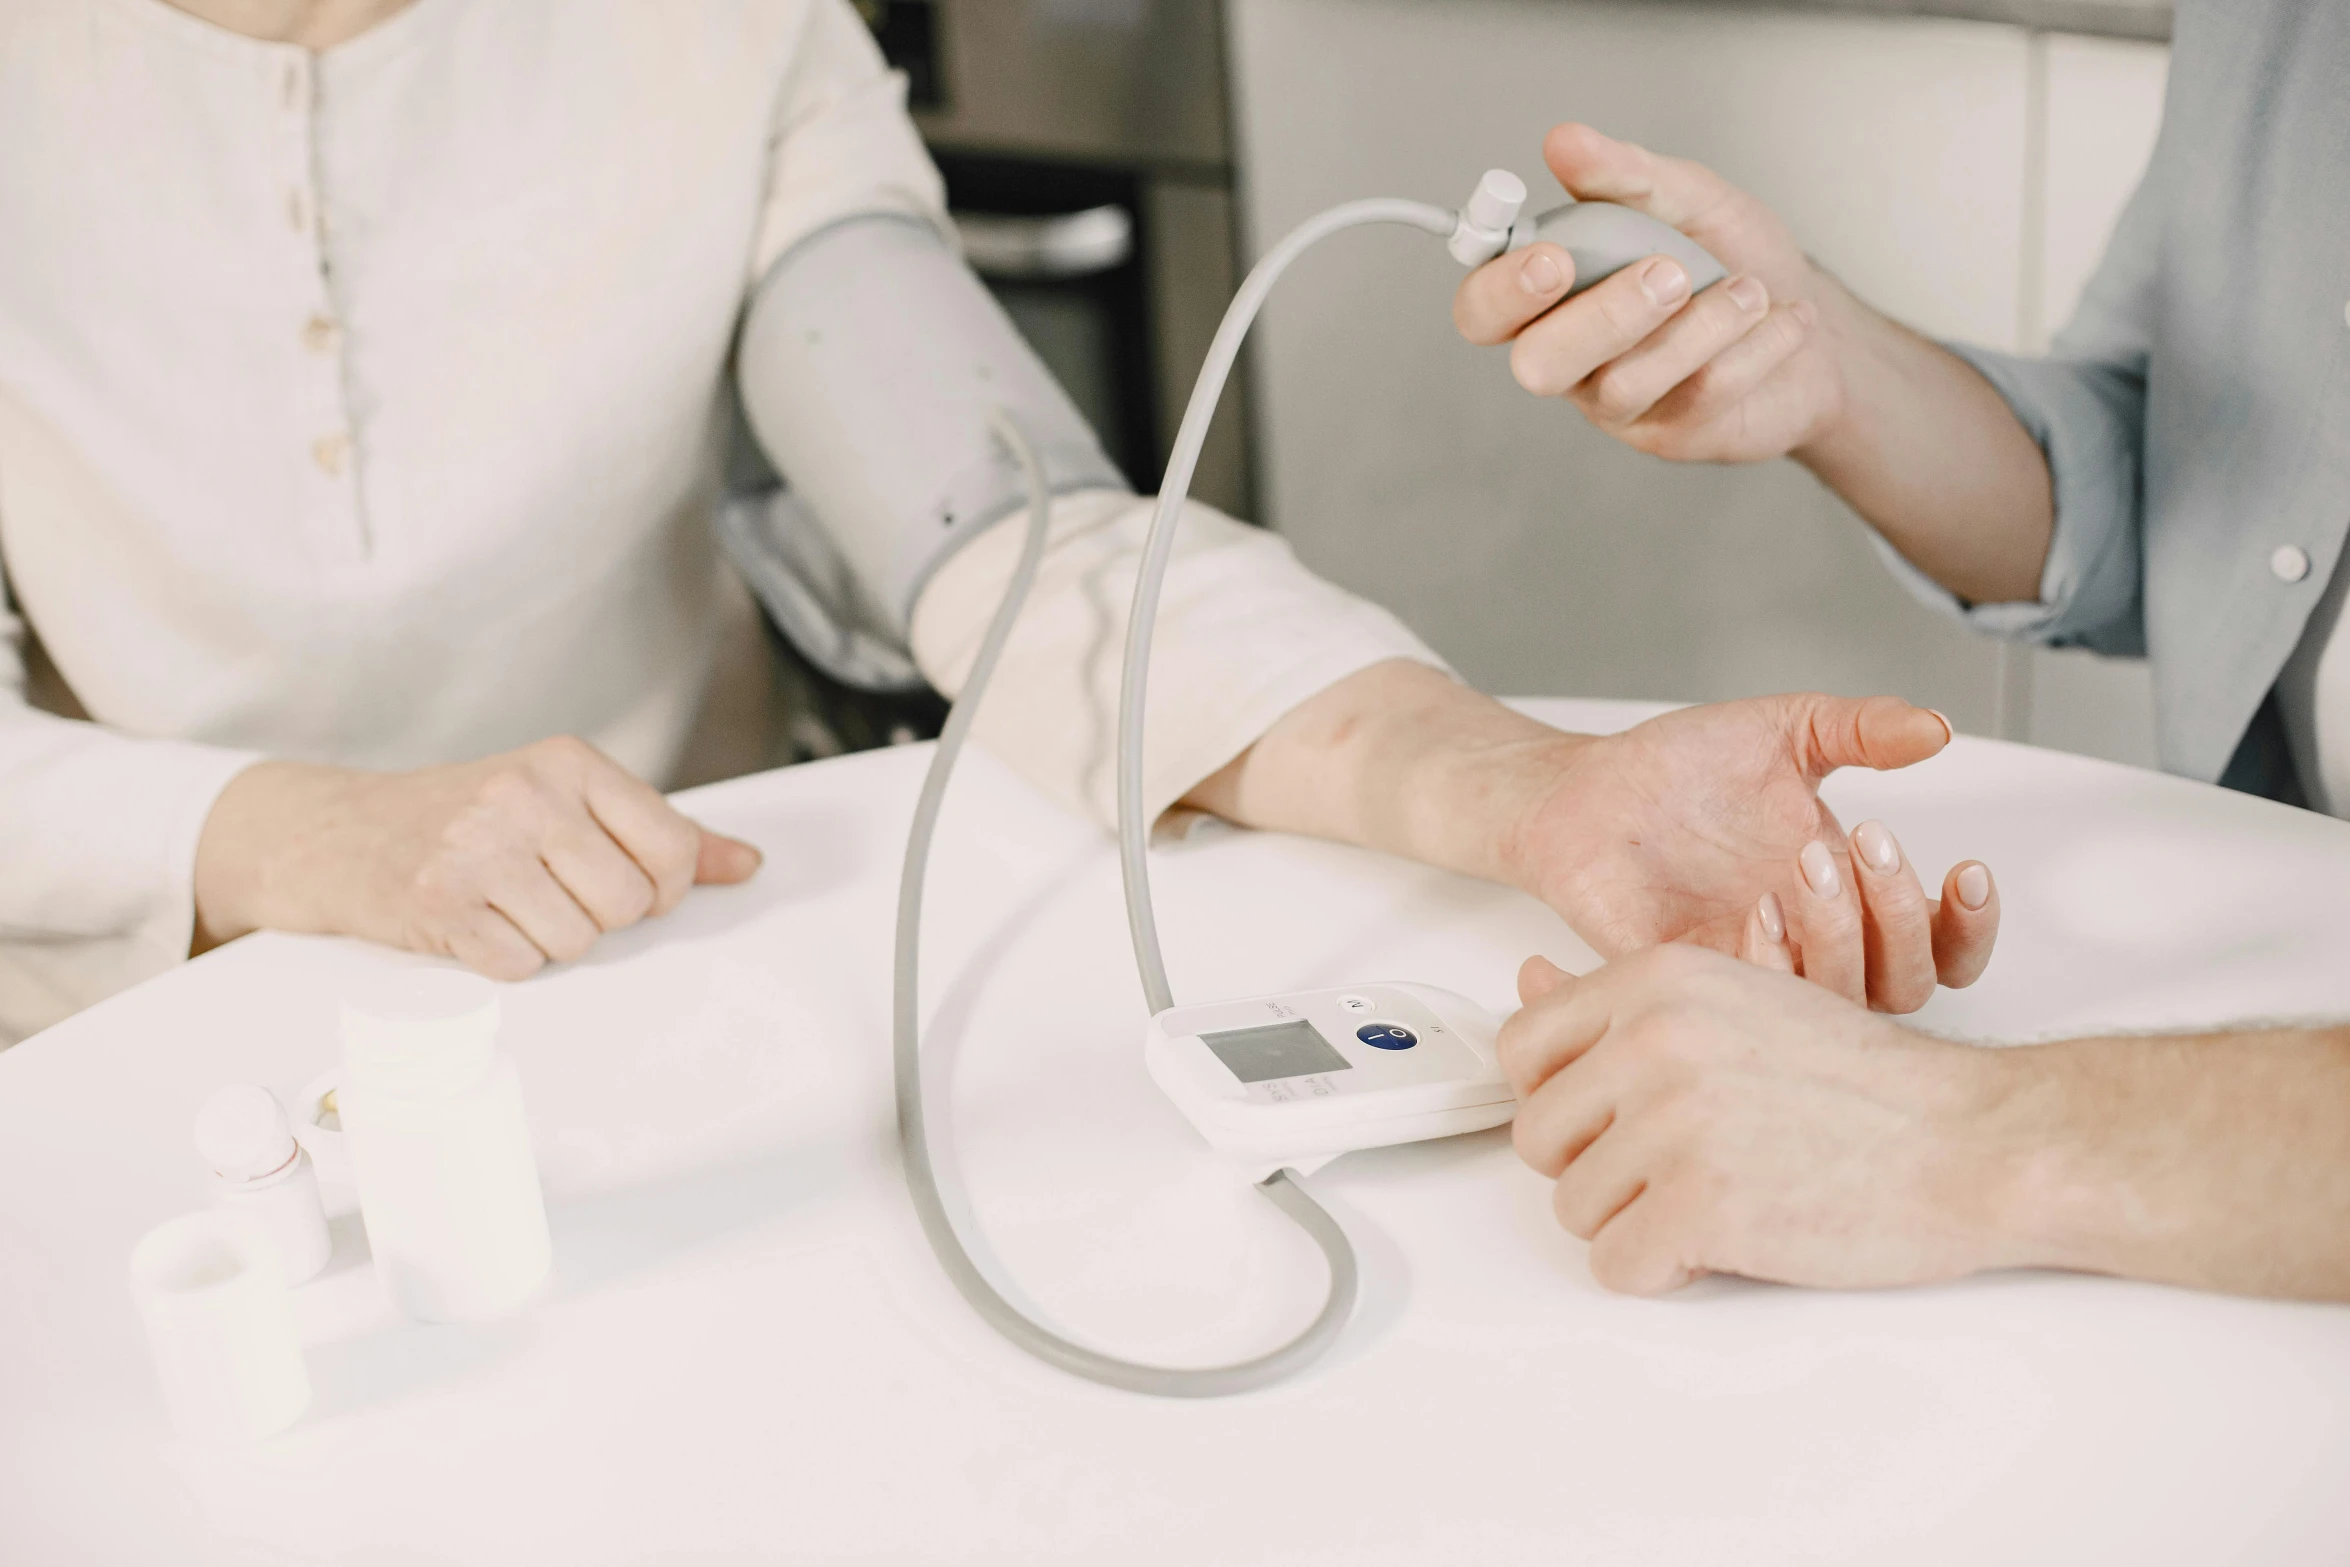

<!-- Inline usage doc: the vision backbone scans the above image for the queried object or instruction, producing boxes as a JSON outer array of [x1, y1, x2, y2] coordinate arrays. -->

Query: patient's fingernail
[[1928, 708, 1955, 744], [1520, 249, 1564, 295], [1799, 840, 1841, 900], [1956, 862, 1992, 910], [1854, 819, 1900, 874], [1639, 257, 1691, 307], [1727, 275, 1768, 312], [1756, 891, 1786, 944]]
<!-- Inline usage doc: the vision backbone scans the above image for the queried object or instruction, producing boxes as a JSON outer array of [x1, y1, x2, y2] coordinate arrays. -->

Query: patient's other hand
[[1516, 693, 1997, 1011], [193, 737, 762, 979]]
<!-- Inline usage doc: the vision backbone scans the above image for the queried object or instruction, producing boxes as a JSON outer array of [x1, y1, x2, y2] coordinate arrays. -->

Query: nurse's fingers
[[1789, 838, 1866, 1005], [1736, 892, 1798, 975], [1649, 299, 1817, 429], [1551, 1116, 1657, 1241], [1455, 241, 1576, 346], [1543, 122, 1743, 237], [1848, 821, 1938, 1013], [1585, 1187, 1705, 1296], [1932, 862, 2000, 989], [1508, 254, 1697, 398], [1573, 275, 1772, 428]]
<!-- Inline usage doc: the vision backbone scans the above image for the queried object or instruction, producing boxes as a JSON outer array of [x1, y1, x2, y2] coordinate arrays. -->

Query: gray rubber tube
[[892, 407, 1362, 1396], [1115, 198, 1458, 1016]]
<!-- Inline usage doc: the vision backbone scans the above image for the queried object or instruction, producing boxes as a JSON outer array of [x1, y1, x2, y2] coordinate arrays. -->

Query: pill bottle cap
[[195, 1086, 300, 1183], [341, 970, 501, 1101]]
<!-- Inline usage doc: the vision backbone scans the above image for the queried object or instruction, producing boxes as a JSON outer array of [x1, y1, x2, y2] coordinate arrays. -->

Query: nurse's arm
[[1498, 946, 2350, 1301]]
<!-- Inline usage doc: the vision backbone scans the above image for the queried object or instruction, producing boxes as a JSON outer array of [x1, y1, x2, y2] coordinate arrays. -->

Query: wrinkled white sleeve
[[910, 491, 1449, 828], [0, 573, 257, 1045], [747, 0, 949, 284]]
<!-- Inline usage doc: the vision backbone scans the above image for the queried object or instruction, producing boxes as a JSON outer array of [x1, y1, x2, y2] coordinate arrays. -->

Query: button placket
[[277, 48, 368, 561]]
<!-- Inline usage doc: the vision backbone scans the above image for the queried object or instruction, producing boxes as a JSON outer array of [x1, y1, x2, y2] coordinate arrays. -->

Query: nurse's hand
[[193, 736, 762, 979], [1500, 947, 2018, 1293], [1452, 123, 1845, 464], [1516, 691, 1999, 1011]]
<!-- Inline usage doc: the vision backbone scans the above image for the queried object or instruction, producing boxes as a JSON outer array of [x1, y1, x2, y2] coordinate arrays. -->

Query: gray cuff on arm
[[1869, 341, 2149, 656], [734, 214, 1129, 648]]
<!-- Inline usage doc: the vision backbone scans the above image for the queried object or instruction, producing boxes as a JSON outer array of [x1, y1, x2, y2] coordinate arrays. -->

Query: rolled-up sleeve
[[910, 492, 1447, 830], [1871, 154, 2165, 658]]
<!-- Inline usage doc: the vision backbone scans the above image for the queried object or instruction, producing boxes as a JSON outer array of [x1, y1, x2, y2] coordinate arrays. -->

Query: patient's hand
[[1517, 691, 1997, 1010], [193, 737, 761, 979], [1188, 662, 1996, 1013]]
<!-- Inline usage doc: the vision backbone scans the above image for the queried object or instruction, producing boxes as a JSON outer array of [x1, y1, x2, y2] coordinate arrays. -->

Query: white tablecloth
[[4, 700, 2347, 1564]]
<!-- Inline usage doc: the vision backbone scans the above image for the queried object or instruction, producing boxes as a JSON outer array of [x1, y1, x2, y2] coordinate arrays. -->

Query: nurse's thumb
[[693, 828, 763, 885], [1518, 954, 1574, 1006]]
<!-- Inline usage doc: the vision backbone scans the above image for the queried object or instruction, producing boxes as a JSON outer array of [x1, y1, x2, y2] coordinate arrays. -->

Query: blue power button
[[1357, 1022, 1418, 1050]]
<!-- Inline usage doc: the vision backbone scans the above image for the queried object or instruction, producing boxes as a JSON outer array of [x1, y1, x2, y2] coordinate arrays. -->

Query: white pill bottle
[[339, 971, 553, 1321]]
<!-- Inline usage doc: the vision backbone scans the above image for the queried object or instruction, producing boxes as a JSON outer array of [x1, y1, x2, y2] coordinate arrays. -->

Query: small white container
[[195, 1085, 333, 1284], [340, 970, 552, 1322], [127, 1211, 311, 1442]]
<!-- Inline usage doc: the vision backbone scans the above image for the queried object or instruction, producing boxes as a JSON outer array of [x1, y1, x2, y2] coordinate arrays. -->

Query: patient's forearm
[[1993, 1026, 2350, 1299], [1182, 659, 1577, 896]]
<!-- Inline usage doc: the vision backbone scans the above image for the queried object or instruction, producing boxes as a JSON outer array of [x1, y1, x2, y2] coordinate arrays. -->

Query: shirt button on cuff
[[2271, 544, 2311, 583]]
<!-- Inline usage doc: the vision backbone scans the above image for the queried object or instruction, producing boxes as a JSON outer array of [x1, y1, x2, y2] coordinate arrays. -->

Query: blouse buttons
[[2271, 544, 2311, 584], [302, 315, 341, 354], [312, 433, 350, 477]]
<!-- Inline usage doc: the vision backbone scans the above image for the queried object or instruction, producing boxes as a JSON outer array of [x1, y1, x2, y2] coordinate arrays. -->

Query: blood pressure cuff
[[727, 214, 1128, 684]]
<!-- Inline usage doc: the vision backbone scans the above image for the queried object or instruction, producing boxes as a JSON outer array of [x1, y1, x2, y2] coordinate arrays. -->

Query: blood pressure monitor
[[891, 169, 1719, 1395], [1144, 984, 1513, 1172]]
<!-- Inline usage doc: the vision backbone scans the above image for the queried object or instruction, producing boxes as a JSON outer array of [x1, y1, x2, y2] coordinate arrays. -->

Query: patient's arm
[[1188, 660, 1999, 1012]]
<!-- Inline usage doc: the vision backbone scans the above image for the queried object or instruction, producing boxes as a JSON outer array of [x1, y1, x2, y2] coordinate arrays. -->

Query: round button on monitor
[[1356, 1022, 1418, 1051]]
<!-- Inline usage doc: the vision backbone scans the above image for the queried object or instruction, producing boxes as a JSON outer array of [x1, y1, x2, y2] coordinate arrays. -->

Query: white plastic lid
[[1465, 168, 1528, 234], [341, 969, 501, 1101], [195, 1086, 298, 1183]]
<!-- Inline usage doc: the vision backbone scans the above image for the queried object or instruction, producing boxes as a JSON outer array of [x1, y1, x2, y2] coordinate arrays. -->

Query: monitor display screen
[[1198, 1019, 1352, 1084]]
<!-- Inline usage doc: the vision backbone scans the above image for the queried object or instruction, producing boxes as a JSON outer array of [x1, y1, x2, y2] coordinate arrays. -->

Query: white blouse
[[0, 0, 1437, 1041]]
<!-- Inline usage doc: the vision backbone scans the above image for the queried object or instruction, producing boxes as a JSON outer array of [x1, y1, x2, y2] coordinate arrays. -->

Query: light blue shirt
[[1877, 0, 2350, 795]]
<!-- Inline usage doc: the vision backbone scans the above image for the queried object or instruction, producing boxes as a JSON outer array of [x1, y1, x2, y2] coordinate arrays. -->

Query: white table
[[5, 699, 2348, 1565]]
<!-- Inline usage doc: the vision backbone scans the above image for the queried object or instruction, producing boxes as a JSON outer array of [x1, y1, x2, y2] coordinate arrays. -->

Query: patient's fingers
[[1849, 820, 1938, 1013], [1789, 838, 1865, 1003], [1736, 891, 1797, 975], [1932, 861, 2000, 988]]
